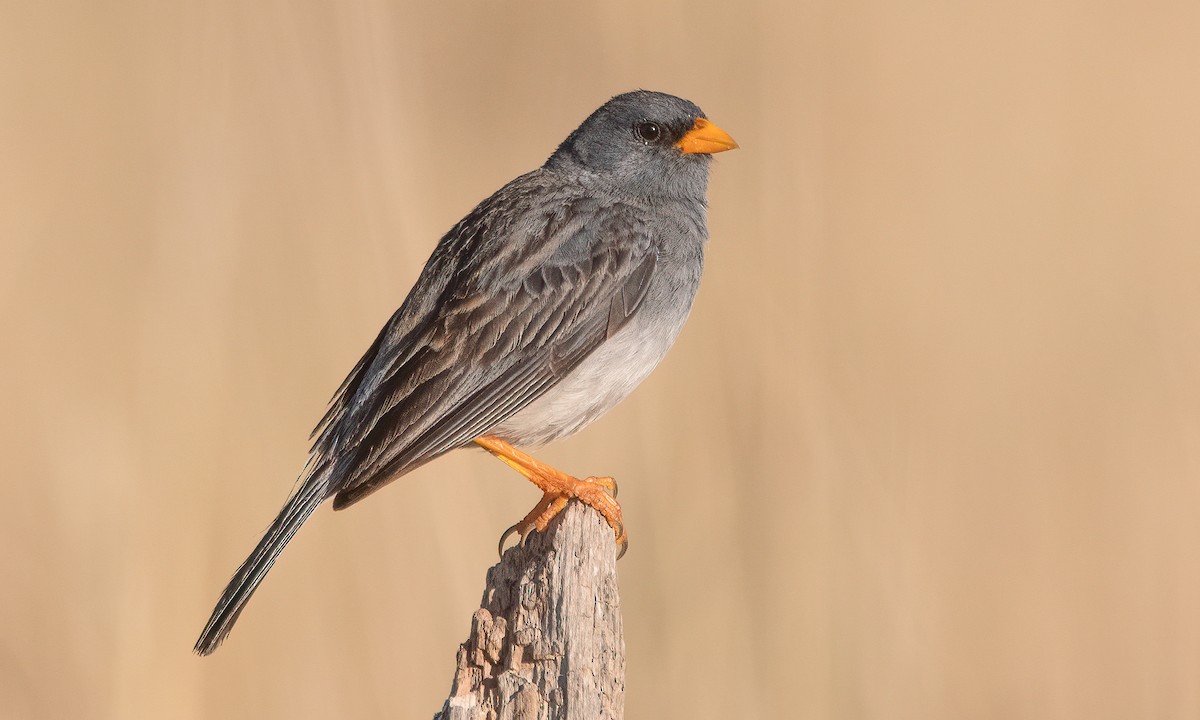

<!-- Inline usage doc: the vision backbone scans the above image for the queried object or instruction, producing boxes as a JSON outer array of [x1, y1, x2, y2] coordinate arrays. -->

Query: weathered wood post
[[434, 501, 625, 720]]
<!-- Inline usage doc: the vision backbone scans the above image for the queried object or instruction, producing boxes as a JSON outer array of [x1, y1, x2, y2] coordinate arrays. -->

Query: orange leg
[[474, 435, 627, 558]]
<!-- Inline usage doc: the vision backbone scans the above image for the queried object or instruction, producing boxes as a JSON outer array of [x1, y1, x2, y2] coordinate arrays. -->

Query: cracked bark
[[433, 501, 625, 720]]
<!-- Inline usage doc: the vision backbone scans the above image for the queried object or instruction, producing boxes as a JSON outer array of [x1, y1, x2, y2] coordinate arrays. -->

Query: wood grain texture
[[434, 502, 624, 720]]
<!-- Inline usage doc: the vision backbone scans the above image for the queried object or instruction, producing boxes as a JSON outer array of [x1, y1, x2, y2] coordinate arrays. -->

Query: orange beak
[[675, 117, 738, 154]]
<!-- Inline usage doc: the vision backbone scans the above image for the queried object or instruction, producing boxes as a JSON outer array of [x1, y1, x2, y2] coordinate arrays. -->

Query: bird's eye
[[635, 122, 661, 144]]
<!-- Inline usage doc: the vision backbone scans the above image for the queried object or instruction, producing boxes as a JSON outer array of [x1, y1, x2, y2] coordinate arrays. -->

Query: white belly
[[490, 302, 690, 446]]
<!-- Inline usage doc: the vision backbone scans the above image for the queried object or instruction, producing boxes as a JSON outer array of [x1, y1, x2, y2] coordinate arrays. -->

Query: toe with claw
[[477, 436, 628, 559]]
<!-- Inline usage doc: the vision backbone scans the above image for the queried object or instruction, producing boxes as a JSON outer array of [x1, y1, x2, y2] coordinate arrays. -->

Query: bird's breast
[[490, 250, 702, 447]]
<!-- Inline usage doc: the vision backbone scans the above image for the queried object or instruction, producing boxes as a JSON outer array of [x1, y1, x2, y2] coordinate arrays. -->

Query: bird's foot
[[475, 435, 627, 559], [498, 475, 626, 557]]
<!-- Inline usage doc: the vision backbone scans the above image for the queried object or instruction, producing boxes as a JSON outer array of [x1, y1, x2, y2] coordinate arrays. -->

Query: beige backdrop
[[3, 1, 1199, 718]]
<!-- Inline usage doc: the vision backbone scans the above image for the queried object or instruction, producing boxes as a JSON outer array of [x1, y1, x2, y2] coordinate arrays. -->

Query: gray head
[[546, 90, 737, 200]]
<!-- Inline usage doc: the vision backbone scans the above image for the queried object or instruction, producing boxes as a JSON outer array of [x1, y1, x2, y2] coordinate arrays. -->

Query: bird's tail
[[194, 471, 329, 655]]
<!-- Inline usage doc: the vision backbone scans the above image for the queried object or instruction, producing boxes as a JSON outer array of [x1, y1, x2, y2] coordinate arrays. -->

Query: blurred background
[[2, 1, 1199, 718]]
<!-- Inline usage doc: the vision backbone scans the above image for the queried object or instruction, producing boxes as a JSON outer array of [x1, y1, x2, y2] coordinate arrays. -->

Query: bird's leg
[[474, 435, 627, 558]]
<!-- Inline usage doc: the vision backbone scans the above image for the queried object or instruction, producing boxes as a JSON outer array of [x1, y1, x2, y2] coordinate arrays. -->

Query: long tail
[[194, 471, 329, 655]]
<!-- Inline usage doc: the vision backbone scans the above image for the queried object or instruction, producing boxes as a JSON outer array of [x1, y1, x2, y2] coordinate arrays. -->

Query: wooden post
[[434, 501, 625, 720]]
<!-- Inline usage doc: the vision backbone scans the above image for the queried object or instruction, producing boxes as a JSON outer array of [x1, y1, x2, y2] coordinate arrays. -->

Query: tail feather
[[194, 475, 328, 655]]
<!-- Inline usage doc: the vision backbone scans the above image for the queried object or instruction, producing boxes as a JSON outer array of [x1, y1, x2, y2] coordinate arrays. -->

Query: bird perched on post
[[195, 90, 737, 655]]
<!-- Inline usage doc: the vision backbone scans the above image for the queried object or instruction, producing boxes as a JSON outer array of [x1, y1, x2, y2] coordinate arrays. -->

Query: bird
[[194, 90, 737, 655]]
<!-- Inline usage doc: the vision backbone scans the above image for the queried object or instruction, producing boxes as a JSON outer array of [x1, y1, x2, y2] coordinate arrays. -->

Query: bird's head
[[546, 90, 737, 200]]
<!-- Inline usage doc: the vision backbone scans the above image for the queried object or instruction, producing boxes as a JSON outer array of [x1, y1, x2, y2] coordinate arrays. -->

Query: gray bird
[[195, 90, 737, 655]]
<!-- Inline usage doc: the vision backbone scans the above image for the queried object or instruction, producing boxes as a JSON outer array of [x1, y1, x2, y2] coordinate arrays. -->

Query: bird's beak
[[676, 117, 738, 154]]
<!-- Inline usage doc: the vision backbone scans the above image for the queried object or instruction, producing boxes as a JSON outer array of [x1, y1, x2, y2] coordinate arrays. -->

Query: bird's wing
[[306, 205, 486, 460], [316, 195, 658, 510]]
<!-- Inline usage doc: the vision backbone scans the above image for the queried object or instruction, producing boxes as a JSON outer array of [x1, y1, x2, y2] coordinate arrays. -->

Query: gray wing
[[193, 185, 659, 654], [317, 195, 657, 510]]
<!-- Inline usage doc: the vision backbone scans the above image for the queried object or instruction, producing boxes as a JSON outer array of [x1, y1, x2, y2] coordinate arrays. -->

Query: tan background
[[3, 1, 1199, 718]]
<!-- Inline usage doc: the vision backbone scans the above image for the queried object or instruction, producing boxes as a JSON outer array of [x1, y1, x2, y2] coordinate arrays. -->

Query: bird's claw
[[497, 522, 521, 558], [480, 446, 627, 560], [494, 489, 628, 561], [497, 521, 540, 558]]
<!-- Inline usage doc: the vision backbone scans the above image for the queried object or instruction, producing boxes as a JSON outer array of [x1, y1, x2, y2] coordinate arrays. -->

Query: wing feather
[[313, 185, 658, 510]]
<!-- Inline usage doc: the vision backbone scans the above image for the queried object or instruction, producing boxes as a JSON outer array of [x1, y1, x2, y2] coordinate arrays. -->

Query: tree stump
[[433, 501, 625, 720]]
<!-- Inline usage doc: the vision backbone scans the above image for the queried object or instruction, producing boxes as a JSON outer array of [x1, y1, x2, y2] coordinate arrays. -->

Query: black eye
[[635, 121, 661, 143]]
